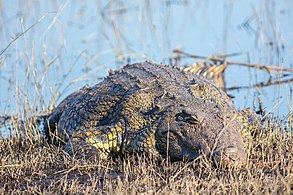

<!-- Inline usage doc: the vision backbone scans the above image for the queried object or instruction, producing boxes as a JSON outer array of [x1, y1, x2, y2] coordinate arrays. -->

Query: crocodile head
[[155, 99, 247, 167]]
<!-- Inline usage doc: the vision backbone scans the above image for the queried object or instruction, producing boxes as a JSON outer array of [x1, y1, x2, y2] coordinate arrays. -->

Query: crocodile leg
[[64, 125, 124, 159], [124, 125, 159, 158]]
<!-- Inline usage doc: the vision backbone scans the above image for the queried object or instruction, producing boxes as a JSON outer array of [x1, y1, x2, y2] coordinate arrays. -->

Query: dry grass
[[0, 116, 292, 194]]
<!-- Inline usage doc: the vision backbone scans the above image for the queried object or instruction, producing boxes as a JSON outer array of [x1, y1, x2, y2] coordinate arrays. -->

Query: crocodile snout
[[214, 145, 247, 167]]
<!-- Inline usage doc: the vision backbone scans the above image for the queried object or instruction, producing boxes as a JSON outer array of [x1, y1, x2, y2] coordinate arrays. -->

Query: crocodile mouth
[[164, 127, 247, 166]]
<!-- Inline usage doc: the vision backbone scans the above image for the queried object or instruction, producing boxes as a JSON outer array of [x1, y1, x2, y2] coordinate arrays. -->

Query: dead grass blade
[[0, 12, 50, 56]]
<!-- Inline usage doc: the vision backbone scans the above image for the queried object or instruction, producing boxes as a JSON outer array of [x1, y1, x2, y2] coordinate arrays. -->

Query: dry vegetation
[[0, 116, 292, 194]]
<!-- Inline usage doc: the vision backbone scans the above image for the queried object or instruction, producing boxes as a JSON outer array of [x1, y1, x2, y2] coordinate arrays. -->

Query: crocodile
[[45, 61, 255, 167]]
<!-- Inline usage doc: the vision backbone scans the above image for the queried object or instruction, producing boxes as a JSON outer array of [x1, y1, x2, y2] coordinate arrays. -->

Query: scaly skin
[[46, 62, 254, 167]]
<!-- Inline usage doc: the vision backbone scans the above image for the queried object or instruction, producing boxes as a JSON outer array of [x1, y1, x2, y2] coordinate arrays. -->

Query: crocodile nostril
[[223, 146, 238, 161]]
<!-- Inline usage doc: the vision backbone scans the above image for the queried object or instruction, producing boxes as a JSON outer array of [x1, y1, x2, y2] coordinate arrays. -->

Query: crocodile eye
[[175, 111, 199, 124]]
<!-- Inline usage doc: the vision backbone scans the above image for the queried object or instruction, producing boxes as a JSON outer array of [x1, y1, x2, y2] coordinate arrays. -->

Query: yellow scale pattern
[[81, 126, 123, 159]]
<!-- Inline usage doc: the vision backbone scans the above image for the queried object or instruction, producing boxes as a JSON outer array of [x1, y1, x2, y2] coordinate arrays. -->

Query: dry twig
[[173, 49, 293, 74]]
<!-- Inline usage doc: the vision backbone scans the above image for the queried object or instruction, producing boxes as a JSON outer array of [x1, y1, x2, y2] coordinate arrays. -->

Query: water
[[0, 0, 292, 132]]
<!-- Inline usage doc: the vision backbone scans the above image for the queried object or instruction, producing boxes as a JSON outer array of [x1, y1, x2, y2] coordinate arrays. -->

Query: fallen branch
[[173, 49, 293, 73], [226, 77, 293, 91]]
